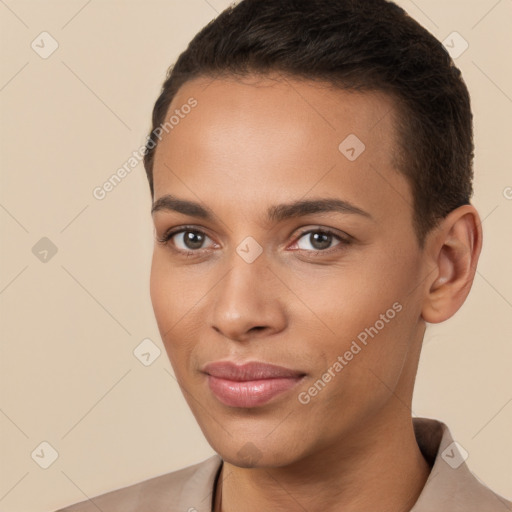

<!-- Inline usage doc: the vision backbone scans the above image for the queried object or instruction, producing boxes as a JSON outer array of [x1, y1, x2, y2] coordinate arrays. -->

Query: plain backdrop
[[0, 1, 511, 510]]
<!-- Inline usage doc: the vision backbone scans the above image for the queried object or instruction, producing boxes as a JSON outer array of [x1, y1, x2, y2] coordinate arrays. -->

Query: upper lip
[[202, 361, 306, 381]]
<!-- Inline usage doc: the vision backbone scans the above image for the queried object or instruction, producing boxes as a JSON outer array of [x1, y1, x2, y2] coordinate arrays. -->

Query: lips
[[203, 361, 305, 380], [202, 361, 306, 408]]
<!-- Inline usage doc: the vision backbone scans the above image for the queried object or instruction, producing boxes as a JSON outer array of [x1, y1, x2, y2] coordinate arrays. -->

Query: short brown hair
[[143, 0, 474, 247]]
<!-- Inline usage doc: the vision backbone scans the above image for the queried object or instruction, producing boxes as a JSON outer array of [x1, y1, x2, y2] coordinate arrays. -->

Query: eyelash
[[156, 225, 352, 258]]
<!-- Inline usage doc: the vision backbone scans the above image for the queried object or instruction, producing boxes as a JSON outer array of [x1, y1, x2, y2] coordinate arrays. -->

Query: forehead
[[165, 74, 398, 153], [151, 74, 410, 227]]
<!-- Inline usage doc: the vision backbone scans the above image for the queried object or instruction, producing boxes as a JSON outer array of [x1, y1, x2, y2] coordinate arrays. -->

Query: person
[[56, 0, 511, 510]]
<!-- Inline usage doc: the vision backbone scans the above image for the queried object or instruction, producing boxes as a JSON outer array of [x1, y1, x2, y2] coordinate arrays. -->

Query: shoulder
[[412, 418, 512, 511], [54, 454, 222, 512]]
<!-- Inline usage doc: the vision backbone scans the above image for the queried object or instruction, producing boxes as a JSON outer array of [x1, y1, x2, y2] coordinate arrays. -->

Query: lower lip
[[207, 375, 304, 408]]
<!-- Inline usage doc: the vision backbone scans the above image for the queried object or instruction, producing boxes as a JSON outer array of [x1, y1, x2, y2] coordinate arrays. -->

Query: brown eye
[[294, 229, 345, 252], [157, 227, 215, 254], [177, 230, 208, 250]]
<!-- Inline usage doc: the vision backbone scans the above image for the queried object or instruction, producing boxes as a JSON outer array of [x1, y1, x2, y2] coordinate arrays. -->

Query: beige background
[[0, 0, 511, 510]]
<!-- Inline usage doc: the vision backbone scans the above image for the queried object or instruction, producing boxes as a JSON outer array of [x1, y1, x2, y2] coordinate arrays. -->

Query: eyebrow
[[151, 194, 373, 223]]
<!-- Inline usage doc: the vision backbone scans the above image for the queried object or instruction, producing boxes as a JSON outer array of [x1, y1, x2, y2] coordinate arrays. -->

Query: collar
[[178, 417, 510, 511]]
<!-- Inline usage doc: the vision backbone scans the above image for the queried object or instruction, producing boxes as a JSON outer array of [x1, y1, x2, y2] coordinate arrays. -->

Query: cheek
[[149, 253, 208, 375], [293, 250, 419, 382], [290, 261, 406, 342], [149, 255, 171, 331], [149, 252, 199, 328], [150, 255, 186, 361]]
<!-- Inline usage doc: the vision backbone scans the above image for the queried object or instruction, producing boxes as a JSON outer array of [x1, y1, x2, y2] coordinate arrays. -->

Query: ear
[[421, 204, 483, 323]]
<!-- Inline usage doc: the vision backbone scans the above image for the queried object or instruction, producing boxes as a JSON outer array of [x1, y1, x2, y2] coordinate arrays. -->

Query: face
[[150, 74, 431, 468]]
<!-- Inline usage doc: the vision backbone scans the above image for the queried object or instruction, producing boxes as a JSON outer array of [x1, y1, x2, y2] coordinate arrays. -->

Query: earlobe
[[421, 205, 483, 324]]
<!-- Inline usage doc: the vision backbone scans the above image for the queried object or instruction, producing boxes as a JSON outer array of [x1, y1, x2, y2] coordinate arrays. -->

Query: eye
[[290, 228, 350, 254], [157, 226, 215, 255], [157, 225, 351, 258]]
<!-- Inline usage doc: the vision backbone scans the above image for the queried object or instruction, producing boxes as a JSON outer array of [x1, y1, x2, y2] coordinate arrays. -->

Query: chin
[[207, 432, 308, 469]]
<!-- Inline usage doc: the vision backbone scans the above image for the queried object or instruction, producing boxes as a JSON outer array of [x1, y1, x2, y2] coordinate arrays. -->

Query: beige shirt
[[56, 418, 511, 511]]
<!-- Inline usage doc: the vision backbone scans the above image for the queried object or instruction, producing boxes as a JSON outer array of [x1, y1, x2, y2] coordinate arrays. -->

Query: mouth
[[202, 361, 306, 408]]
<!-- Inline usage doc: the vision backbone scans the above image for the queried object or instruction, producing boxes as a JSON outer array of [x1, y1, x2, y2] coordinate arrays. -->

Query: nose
[[209, 257, 287, 343]]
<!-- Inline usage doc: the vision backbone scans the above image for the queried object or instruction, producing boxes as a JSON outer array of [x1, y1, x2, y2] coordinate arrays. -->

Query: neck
[[214, 411, 431, 512]]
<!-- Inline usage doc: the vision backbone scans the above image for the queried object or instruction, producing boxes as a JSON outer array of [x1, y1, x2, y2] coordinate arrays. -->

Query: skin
[[149, 74, 482, 512]]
